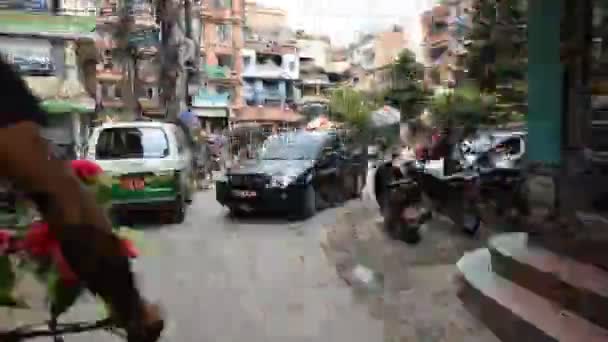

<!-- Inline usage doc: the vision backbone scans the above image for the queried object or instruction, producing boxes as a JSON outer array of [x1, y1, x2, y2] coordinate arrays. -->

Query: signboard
[[192, 89, 229, 108], [0, 0, 49, 11], [128, 28, 160, 48], [0, 37, 55, 75]]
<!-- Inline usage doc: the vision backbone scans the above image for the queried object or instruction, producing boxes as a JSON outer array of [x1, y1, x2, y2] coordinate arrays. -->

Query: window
[[288, 61, 295, 71], [263, 80, 279, 91], [114, 85, 122, 99], [147, 87, 154, 99], [213, 0, 231, 9], [217, 53, 233, 68], [496, 137, 522, 155], [216, 24, 232, 42], [95, 127, 169, 159], [243, 56, 251, 67], [101, 84, 110, 97]]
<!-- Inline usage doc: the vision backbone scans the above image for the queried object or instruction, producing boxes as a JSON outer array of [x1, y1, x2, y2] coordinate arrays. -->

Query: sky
[[256, 0, 437, 47]]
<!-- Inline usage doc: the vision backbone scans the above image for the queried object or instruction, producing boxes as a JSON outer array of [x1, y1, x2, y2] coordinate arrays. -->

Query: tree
[[429, 82, 497, 131], [382, 49, 430, 119], [464, 0, 527, 123], [329, 87, 372, 132]]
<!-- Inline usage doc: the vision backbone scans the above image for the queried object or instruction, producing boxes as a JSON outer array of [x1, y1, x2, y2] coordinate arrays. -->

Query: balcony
[[97, 5, 119, 25], [96, 64, 123, 82], [204, 64, 237, 83], [192, 89, 230, 108]]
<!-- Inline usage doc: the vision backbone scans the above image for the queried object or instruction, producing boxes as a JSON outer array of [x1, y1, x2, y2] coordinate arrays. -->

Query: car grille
[[230, 174, 269, 189]]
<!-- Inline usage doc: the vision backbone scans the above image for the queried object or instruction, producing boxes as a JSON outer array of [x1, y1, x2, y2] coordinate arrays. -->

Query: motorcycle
[[375, 152, 482, 244]]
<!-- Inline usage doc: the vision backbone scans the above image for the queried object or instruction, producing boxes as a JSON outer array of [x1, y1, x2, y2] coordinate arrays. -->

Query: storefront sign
[[129, 28, 160, 48], [0, 0, 49, 11], [0, 37, 55, 75], [192, 89, 230, 108]]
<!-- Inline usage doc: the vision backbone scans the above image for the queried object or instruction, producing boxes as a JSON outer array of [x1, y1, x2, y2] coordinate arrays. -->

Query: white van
[[86, 121, 194, 223]]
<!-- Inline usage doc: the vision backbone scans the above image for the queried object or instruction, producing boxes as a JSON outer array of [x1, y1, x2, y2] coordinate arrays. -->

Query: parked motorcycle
[[375, 154, 482, 244]]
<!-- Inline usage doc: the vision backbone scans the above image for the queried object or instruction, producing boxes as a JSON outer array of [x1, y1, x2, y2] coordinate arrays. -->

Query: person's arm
[[0, 61, 162, 341]]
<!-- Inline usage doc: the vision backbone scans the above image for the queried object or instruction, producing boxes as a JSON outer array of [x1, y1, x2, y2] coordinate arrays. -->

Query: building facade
[[242, 40, 298, 108], [420, 0, 473, 90], [96, 0, 162, 119], [0, 9, 97, 158], [198, 0, 244, 131]]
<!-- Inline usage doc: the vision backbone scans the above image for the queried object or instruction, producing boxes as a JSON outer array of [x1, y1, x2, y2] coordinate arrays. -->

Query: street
[[58, 190, 385, 342]]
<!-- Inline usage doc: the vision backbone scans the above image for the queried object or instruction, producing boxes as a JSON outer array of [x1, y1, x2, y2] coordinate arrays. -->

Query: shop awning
[[235, 106, 304, 123], [0, 11, 96, 39], [192, 107, 229, 118], [41, 98, 95, 115]]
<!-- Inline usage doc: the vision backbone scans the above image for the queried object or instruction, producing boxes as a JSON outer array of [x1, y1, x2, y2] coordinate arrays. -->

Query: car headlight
[[270, 175, 296, 188]]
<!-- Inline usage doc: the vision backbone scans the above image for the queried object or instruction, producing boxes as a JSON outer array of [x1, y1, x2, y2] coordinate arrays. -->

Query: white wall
[[296, 39, 330, 70]]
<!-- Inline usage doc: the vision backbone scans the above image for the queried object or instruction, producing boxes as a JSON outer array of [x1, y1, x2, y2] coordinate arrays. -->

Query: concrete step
[[456, 248, 608, 342], [489, 233, 608, 330], [529, 235, 608, 272]]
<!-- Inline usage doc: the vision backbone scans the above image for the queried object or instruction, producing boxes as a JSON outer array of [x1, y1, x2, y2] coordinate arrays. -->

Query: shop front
[[191, 89, 231, 133]]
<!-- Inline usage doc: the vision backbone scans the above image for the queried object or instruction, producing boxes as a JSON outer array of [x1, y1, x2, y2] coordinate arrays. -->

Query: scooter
[[376, 153, 482, 244]]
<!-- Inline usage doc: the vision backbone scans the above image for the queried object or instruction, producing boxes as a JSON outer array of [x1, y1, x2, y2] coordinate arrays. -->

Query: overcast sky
[[256, 0, 437, 46]]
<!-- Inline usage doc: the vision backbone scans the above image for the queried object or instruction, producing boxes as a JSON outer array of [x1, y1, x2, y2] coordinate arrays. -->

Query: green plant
[[329, 87, 372, 131]]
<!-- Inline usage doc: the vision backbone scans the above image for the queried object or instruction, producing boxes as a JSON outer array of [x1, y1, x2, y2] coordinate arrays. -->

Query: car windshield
[[259, 133, 325, 160], [95, 127, 169, 160]]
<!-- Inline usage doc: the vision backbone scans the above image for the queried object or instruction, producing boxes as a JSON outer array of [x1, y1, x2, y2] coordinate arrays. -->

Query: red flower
[[121, 238, 139, 258], [71, 159, 104, 183], [22, 221, 55, 257], [0, 229, 14, 254], [22, 222, 137, 286]]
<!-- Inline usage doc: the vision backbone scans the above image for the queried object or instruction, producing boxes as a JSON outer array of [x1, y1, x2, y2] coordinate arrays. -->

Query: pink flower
[[71, 160, 104, 184]]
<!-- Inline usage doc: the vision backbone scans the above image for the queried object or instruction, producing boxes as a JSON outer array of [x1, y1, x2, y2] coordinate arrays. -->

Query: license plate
[[120, 178, 145, 191], [232, 190, 257, 198]]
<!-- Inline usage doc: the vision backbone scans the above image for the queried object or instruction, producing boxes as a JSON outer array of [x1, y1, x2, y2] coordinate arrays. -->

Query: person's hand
[[120, 300, 164, 342]]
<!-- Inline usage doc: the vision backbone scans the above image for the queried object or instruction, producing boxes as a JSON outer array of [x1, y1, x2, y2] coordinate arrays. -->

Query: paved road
[[55, 191, 383, 342]]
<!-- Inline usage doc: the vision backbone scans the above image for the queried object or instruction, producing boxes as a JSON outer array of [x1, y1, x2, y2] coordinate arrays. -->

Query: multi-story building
[[244, 0, 288, 37], [420, 1, 473, 90], [347, 27, 408, 94], [96, 0, 162, 119], [242, 40, 299, 107], [0, 7, 97, 158], [195, 0, 244, 132]]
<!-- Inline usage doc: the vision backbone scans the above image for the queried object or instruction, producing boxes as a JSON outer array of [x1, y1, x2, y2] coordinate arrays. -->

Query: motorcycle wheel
[[462, 213, 481, 236], [400, 224, 421, 244]]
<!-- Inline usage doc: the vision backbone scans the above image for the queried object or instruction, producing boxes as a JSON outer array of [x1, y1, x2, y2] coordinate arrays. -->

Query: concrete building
[[244, 0, 287, 33], [296, 33, 331, 70], [420, 0, 473, 89], [347, 27, 409, 93], [242, 40, 299, 108], [0, 9, 97, 158], [197, 0, 244, 132], [96, 0, 162, 119]]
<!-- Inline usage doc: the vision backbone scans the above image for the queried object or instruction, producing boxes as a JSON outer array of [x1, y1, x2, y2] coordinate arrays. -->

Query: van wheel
[[172, 196, 186, 224]]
